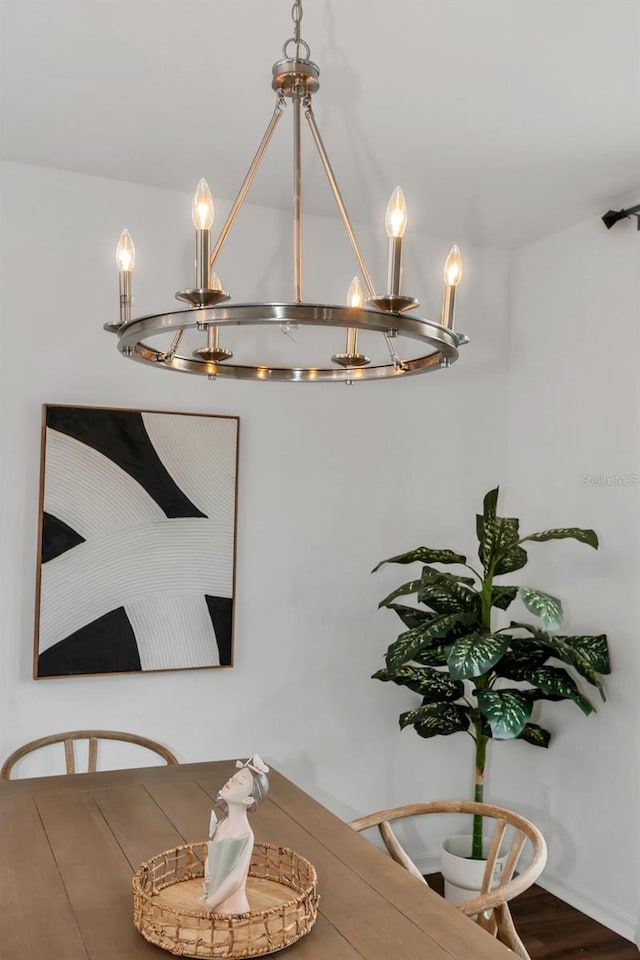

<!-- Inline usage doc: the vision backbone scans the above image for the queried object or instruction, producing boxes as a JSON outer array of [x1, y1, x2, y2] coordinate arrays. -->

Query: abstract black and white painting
[[34, 405, 238, 678]]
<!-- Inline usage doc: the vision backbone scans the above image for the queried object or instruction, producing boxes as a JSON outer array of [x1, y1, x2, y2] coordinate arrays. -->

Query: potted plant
[[372, 487, 610, 899]]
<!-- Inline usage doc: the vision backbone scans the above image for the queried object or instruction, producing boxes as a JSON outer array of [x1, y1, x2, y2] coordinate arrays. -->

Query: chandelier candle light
[[106, 0, 468, 383]]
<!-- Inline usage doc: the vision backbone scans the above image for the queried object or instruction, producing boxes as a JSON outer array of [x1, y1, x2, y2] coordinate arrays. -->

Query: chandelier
[[105, 0, 468, 383]]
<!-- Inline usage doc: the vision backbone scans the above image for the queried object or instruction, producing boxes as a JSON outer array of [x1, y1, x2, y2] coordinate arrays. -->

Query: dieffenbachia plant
[[373, 487, 610, 860]]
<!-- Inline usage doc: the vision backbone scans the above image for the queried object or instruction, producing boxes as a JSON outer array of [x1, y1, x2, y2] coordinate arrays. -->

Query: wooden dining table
[[0, 759, 514, 959]]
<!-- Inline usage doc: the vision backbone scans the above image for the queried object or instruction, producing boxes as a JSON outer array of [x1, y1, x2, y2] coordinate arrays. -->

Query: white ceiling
[[2, 0, 639, 248]]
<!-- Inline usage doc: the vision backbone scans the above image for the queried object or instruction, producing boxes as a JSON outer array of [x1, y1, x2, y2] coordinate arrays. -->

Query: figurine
[[202, 754, 269, 914]]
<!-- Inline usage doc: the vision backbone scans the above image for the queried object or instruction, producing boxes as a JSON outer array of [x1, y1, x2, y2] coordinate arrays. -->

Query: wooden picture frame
[[33, 404, 239, 679]]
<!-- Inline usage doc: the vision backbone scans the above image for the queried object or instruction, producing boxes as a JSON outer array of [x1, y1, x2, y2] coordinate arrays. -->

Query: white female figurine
[[203, 754, 269, 914]]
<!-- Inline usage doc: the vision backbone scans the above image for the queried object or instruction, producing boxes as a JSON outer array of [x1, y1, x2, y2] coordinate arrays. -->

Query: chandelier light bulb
[[115, 229, 135, 272], [385, 187, 408, 239], [192, 179, 214, 231], [347, 276, 364, 308], [211, 273, 222, 291], [444, 245, 463, 287]]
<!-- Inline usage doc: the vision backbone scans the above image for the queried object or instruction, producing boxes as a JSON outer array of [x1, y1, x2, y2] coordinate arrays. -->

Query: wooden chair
[[350, 800, 547, 960], [0, 729, 178, 779]]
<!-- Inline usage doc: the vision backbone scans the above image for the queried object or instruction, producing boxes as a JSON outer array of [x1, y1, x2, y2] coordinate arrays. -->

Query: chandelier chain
[[292, 0, 303, 33], [282, 0, 308, 60]]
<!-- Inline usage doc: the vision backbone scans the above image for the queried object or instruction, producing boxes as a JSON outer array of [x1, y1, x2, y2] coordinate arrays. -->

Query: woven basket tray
[[132, 840, 319, 958]]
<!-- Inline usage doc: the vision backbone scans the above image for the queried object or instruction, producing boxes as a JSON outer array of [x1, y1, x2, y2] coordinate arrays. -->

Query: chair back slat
[[379, 821, 428, 886], [64, 738, 75, 775], [476, 909, 498, 937], [88, 737, 98, 773], [502, 829, 526, 884], [481, 817, 507, 894]]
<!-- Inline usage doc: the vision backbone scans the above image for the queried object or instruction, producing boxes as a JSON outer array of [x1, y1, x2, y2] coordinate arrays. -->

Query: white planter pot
[[440, 834, 508, 905]]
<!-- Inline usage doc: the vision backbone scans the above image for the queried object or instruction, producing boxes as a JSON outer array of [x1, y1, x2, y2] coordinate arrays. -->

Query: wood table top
[[0, 760, 514, 959]]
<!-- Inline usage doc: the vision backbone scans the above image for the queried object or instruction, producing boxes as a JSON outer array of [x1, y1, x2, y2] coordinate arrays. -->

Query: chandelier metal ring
[[113, 302, 464, 382]]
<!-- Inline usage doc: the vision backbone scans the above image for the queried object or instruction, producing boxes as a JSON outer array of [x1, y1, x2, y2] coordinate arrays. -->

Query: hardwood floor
[[426, 874, 638, 959]]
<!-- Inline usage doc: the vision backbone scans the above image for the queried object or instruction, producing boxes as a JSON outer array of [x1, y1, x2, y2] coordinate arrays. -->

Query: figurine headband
[[236, 754, 270, 776]]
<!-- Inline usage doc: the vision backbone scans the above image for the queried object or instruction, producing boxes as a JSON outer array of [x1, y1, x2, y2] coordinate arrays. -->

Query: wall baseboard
[[414, 854, 440, 876], [413, 853, 636, 944], [535, 873, 636, 944]]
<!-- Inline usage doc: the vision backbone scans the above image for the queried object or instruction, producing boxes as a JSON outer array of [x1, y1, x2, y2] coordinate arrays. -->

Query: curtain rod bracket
[[602, 203, 640, 230]]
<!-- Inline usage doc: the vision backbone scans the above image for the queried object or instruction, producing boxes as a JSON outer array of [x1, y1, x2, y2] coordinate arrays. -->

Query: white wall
[[4, 161, 635, 941], [0, 161, 509, 815], [495, 213, 640, 938]]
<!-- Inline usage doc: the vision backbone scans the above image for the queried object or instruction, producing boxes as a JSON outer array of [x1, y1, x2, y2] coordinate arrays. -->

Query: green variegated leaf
[[522, 666, 594, 715], [482, 519, 527, 575], [420, 565, 476, 586], [475, 488, 497, 545], [557, 634, 610, 675], [400, 706, 429, 729], [372, 547, 467, 573], [418, 584, 476, 616], [555, 640, 606, 696], [497, 637, 551, 679], [517, 723, 551, 748], [385, 603, 435, 629], [494, 532, 528, 576], [510, 622, 607, 699], [398, 612, 470, 647], [520, 528, 599, 550], [476, 488, 529, 575], [476, 488, 499, 570], [373, 665, 464, 701], [385, 633, 423, 673], [417, 674, 465, 702], [409, 703, 470, 738], [411, 610, 480, 668], [486, 512, 520, 559], [483, 487, 499, 516], [413, 644, 448, 667], [477, 689, 532, 739], [558, 639, 603, 697], [491, 586, 519, 610], [378, 578, 422, 608], [445, 632, 510, 680], [519, 588, 563, 631], [385, 613, 471, 671], [418, 571, 481, 617]]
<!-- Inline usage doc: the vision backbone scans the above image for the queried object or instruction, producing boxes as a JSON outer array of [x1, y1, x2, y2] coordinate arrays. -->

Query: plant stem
[[472, 727, 488, 859], [472, 561, 494, 859]]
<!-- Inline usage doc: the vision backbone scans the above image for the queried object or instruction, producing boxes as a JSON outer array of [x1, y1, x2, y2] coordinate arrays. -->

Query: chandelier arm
[[383, 332, 406, 371], [209, 99, 285, 270], [304, 103, 377, 299], [163, 328, 185, 361], [294, 90, 303, 302]]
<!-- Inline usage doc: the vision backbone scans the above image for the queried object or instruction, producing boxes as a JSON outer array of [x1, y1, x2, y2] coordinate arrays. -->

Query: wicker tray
[[132, 840, 319, 958]]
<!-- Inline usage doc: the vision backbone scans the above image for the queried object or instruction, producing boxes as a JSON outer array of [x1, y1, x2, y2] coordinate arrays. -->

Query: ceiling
[[2, 0, 639, 248]]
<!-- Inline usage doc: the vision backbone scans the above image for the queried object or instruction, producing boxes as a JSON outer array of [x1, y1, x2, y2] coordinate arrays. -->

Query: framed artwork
[[33, 404, 239, 679]]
